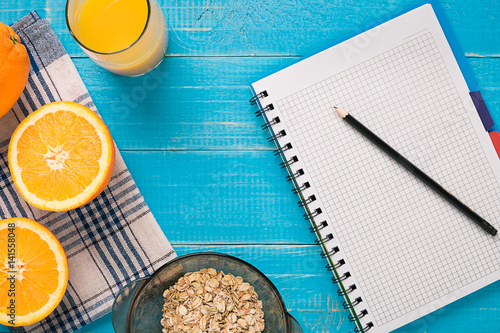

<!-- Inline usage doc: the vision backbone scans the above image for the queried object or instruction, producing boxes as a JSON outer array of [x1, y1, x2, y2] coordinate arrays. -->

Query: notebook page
[[252, 4, 500, 333]]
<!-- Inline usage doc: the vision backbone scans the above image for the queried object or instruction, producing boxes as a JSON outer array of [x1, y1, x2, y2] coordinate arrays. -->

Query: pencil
[[334, 107, 498, 237]]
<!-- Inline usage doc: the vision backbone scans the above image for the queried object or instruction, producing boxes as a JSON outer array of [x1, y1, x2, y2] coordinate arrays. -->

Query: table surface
[[1, 0, 499, 332]]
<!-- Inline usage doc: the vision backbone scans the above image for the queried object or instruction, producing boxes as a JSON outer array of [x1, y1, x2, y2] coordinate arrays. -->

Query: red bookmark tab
[[489, 131, 500, 159]]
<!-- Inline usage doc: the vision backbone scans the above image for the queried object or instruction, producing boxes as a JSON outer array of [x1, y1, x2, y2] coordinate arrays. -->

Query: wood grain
[[74, 57, 500, 150], [0, 0, 499, 57], [121, 150, 312, 244], [13, 245, 497, 333]]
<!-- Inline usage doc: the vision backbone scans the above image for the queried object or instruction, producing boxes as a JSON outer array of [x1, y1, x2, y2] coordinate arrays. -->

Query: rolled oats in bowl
[[161, 268, 265, 333]]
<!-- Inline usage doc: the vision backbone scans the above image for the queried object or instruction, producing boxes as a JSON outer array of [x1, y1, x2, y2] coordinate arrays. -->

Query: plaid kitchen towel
[[1, 12, 177, 333]]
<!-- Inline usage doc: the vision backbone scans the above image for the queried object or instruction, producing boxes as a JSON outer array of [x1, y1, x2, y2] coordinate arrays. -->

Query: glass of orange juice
[[65, 0, 167, 76]]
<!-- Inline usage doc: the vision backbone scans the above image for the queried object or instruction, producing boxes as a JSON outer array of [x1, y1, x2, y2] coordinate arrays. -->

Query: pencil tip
[[335, 107, 348, 118]]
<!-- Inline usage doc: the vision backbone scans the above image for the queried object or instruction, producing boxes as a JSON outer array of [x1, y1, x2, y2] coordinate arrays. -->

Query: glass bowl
[[112, 252, 303, 333]]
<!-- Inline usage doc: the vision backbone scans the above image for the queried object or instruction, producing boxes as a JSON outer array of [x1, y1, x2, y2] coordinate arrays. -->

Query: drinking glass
[[65, 0, 168, 76]]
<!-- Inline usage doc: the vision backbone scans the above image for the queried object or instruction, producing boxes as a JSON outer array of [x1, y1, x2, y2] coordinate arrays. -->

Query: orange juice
[[67, 0, 167, 76], [76, 0, 148, 53]]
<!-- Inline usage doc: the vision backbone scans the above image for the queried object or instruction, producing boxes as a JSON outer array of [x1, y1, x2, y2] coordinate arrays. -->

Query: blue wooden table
[[1, 0, 499, 332]]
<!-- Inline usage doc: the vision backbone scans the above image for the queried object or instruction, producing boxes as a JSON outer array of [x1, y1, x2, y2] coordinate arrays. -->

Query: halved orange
[[8, 101, 115, 211], [0, 217, 68, 326]]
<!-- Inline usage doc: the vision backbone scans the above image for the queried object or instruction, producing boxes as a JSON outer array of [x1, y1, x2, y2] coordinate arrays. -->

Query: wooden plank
[[2, 244, 492, 333], [75, 56, 291, 151], [73, 57, 500, 150], [0, 0, 499, 57], [120, 150, 315, 244]]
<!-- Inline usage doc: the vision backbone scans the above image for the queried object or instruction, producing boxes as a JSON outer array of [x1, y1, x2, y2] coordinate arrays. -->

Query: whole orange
[[0, 22, 30, 119]]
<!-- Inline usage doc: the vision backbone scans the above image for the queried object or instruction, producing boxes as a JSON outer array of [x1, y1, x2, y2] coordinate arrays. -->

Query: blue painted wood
[[0, 0, 499, 332], [3, 245, 497, 333], [120, 150, 313, 244], [0, 0, 499, 57], [72, 57, 500, 150]]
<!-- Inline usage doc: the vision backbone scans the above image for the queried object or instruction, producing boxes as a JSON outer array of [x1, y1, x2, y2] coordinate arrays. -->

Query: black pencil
[[334, 107, 498, 237]]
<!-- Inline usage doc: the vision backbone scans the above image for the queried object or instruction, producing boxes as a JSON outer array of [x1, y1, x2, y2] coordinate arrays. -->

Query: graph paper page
[[252, 4, 500, 333]]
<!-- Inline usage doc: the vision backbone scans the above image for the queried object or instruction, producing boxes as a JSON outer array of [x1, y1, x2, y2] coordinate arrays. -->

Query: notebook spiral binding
[[322, 246, 340, 258], [349, 310, 368, 322], [251, 90, 373, 333], [255, 103, 274, 116], [345, 297, 363, 309], [294, 181, 310, 195], [315, 233, 333, 244], [309, 220, 326, 232], [355, 323, 375, 333], [249, 90, 268, 105], [275, 143, 292, 155]]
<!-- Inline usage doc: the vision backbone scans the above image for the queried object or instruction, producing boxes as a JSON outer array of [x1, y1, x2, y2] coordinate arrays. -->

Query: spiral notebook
[[250, 1, 500, 332]]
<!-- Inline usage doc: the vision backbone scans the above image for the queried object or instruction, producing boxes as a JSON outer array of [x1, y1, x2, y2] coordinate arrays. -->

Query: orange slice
[[8, 101, 115, 211], [0, 217, 68, 326]]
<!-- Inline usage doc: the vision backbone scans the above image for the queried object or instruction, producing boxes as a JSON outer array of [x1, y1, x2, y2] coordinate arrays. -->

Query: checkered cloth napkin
[[1, 12, 177, 333]]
